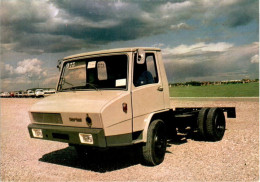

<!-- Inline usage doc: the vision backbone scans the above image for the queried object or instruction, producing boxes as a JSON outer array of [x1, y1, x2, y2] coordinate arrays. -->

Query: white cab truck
[[28, 47, 236, 166]]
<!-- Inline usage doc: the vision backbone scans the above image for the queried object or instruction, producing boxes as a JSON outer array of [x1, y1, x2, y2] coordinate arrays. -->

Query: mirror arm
[[136, 49, 145, 64], [57, 59, 63, 71]]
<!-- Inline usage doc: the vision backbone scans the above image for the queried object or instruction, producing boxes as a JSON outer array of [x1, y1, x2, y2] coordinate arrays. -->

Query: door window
[[133, 53, 159, 87]]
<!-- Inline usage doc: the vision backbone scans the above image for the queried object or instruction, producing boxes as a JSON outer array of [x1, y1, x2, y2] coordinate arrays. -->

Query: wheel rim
[[215, 114, 225, 136], [154, 125, 166, 158]]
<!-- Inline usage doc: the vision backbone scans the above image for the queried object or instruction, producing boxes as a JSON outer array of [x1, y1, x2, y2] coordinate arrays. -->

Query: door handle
[[157, 86, 163, 91]]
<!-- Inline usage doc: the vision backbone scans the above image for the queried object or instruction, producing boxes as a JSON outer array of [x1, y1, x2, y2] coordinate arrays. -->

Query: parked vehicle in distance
[[28, 47, 236, 166], [0, 92, 4, 97], [43, 89, 56, 96], [35, 89, 44, 98], [17, 91, 23, 98], [22, 91, 28, 98], [14, 92, 19, 97], [10, 92, 15, 97], [2, 92, 10, 97], [27, 90, 35, 98]]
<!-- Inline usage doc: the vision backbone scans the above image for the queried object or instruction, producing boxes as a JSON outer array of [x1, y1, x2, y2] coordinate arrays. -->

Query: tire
[[205, 108, 226, 141], [142, 119, 167, 166], [197, 108, 210, 139]]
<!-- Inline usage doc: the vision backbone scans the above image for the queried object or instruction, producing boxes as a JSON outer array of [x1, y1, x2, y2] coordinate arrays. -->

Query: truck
[[28, 47, 236, 166]]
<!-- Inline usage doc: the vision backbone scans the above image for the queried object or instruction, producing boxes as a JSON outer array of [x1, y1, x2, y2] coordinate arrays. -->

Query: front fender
[[141, 109, 171, 143]]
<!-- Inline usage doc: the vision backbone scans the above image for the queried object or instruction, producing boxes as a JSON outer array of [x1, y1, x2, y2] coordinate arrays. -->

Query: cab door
[[131, 51, 165, 133]]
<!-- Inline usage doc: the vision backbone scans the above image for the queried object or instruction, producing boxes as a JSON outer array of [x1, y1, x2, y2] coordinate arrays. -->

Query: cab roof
[[63, 47, 161, 60]]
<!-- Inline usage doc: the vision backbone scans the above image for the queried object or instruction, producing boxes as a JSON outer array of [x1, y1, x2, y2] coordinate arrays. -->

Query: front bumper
[[28, 124, 106, 147]]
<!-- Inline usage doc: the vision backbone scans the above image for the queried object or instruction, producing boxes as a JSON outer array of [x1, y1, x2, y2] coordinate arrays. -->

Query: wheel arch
[[142, 109, 172, 143]]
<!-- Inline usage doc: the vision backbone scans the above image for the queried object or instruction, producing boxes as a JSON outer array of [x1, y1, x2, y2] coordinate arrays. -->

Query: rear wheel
[[197, 108, 210, 139], [205, 108, 226, 141], [142, 119, 167, 166]]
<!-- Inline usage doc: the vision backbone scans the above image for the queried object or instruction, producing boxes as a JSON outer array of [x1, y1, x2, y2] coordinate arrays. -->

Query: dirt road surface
[[0, 98, 259, 181]]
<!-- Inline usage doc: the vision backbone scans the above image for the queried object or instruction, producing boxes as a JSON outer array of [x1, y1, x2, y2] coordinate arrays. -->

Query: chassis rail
[[174, 107, 236, 118]]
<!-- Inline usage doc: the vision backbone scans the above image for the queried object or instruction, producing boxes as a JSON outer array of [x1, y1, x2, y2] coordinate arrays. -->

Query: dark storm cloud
[[0, 0, 258, 54], [164, 42, 259, 82], [51, 0, 186, 19], [51, 0, 128, 20], [13, 34, 85, 54], [224, 0, 258, 27], [165, 60, 214, 82], [50, 18, 149, 42]]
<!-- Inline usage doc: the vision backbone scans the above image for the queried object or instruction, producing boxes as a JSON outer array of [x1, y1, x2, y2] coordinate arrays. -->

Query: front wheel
[[142, 119, 167, 166]]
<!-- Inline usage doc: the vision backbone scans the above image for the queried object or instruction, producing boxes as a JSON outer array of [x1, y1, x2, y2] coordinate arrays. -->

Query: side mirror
[[57, 59, 62, 71], [137, 49, 145, 64]]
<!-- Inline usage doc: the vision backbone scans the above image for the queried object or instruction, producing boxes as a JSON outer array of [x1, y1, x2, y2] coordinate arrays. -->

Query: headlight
[[79, 133, 93, 144], [32, 129, 43, 138]]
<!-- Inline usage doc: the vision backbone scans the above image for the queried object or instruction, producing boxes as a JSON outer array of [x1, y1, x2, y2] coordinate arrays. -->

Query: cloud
[[15, 59, 47, 77], [1, 0, 258, 54], [170, 23, 192, 30], [200, 0, 258, 27], [42, 74, 59, 86], [250, 54, 259, 63], [0, 62, 14, 79], [14, 34, 85, 54], [163, 42, 233, 57], [1, 58, 59, 91], [152, 43, 165, 48], [223, 0, 258, 27], [158, 1, 194, 19], [1, 58, 47, 79], [163, 42, 259, 82], [4, 64, 14, 75]]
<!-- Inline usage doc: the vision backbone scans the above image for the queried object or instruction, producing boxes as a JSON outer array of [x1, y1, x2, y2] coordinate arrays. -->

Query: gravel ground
[[0, 97, 259, 181]]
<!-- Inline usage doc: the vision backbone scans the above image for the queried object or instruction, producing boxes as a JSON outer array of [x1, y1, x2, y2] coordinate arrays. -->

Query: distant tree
[[186, 81, 202, 86]]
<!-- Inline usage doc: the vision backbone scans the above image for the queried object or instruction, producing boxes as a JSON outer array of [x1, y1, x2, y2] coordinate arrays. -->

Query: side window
[[146, 54, 159, 83], [134, 53, 159, 87]]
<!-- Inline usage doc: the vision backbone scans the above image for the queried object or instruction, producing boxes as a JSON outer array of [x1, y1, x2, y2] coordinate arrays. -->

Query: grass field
[[169, 82, 259, 97]]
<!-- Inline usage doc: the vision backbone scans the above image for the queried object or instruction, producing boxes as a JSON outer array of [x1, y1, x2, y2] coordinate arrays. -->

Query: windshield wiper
[[60, 84, 99, 92], [85, 83, 99, 91], [60, 87, 76, 91], [58, 79, 74, 91], [63, 80, 74, 87]]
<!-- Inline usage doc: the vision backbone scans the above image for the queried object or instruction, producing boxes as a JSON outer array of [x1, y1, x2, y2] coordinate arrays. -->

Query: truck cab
[[28, 47, 235, 166]]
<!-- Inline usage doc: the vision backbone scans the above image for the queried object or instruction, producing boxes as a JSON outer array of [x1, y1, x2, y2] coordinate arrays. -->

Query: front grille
[[32, 112, 63, 124], [52, 133, 69, 140]]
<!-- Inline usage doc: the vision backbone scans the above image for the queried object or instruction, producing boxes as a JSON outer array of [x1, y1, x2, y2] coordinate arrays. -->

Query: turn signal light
[[122, 103, 127, 113]]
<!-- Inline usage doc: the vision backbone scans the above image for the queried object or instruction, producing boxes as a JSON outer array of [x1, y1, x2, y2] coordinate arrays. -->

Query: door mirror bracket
[[137, 49, 145, 64]]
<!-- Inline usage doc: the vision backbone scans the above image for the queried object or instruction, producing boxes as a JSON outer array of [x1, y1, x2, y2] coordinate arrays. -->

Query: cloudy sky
[[0, 0, 259, 91]]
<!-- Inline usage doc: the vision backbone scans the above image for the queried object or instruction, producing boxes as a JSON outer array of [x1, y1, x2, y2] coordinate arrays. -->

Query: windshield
[[58, 54, 128, 91]]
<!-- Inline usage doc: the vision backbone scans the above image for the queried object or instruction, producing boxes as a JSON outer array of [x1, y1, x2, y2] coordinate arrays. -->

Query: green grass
[[169, 82, 259, 97]]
